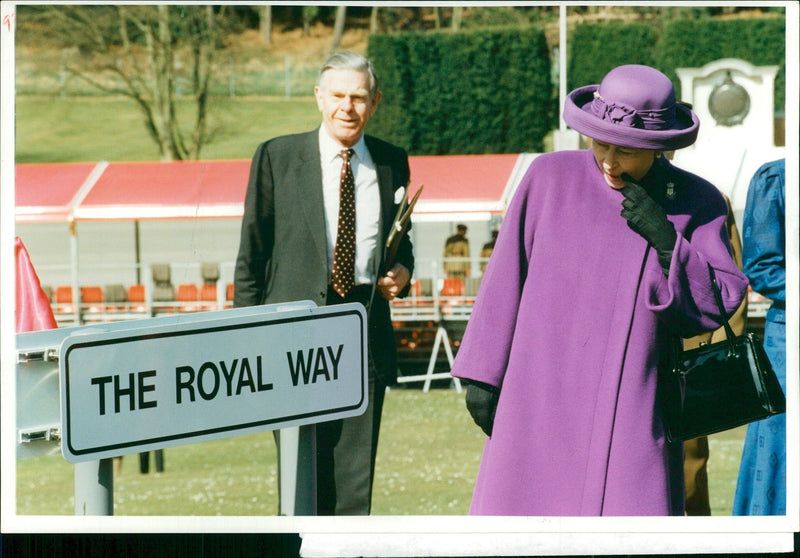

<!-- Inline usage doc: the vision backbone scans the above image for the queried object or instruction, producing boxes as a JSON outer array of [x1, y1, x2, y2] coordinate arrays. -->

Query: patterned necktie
[[331, 148, 356, 297]]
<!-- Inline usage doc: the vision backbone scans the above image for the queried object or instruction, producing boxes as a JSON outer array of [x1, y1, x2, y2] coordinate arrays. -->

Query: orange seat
[[128, 284, 146, 302], [127, 284, 148, 312], [200, 283, 218, 302], [176, 284, 199, 301], [53, 285, 76, 315], [79, 285, 105, 315], [80, 286, 104, 304], [55, 285, 73, 303], [175, 283, 199, 312], [224, 283, 235, 308], [441, 278, 463, 296]]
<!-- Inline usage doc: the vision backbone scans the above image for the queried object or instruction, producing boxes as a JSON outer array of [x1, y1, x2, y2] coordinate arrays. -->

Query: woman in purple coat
[[451, 65, 748, 516]]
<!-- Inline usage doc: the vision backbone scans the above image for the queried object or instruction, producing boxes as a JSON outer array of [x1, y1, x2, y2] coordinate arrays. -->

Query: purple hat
[[563, 64, 699, 150]]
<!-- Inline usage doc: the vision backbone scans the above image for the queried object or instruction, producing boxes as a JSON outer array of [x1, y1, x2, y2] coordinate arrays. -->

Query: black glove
[[465, 381, 499, 437], [620, 174, 677, 276]]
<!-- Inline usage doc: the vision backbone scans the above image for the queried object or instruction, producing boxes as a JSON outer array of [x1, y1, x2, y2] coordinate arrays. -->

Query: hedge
[[567, 21, 660, 91], [366, 16, 786, 155], [367, 26, 554, 155], [656, 17, 786, 111]]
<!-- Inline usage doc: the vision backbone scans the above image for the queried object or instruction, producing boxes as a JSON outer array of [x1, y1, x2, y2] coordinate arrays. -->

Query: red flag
[[15, 236, 58, 333]]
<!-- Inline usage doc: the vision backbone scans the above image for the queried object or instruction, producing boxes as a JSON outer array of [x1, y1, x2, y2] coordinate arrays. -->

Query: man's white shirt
[[319, 126, 381, 286]]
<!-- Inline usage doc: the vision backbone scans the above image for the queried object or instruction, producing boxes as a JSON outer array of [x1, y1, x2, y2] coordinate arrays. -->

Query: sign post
[[74, 459, 113, 515], [278, 425, 317, 515]]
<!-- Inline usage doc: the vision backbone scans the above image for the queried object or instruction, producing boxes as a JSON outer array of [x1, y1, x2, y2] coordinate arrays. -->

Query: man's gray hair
[[318, 51, 380, 98]]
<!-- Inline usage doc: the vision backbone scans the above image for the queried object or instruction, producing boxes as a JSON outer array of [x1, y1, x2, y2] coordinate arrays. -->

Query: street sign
[[58, 302, 367, 463]]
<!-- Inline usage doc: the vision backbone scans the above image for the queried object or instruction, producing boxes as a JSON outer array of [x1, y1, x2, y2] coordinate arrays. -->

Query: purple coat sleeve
[[450, 166, 536, 388], [644, 174, 749, 337]]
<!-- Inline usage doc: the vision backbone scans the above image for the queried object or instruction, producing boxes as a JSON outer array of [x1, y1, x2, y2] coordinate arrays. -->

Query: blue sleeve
[[742, 159, 785, 302]]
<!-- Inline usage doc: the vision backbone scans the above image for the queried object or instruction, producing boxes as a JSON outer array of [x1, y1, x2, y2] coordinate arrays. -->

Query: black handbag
[[660, 263, 786, 443]]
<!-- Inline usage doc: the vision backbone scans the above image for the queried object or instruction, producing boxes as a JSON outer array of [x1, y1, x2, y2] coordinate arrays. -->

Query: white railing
[[40, 257, 773, 331]]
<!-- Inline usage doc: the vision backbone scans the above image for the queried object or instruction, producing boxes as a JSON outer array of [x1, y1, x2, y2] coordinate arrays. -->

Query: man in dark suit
[[233, 51, 413, 515]]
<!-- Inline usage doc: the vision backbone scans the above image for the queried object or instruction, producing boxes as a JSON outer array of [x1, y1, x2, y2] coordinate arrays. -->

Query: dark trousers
[[316, 375, 385, 515], [139, 450, 164, 473], [276, 284, 385, 515]]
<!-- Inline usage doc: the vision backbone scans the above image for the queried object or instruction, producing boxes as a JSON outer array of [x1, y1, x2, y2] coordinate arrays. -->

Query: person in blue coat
[[733, 158, 786, 515]]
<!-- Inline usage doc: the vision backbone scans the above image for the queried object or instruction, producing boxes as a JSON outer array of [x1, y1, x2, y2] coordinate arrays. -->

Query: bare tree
[[260, 5, 272, 47], [332, 6, 346, 49], [32, 4, 226, 161]]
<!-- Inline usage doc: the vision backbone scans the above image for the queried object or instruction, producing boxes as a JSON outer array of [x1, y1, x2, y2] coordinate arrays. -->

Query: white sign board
[[59, 302, 367, 463]]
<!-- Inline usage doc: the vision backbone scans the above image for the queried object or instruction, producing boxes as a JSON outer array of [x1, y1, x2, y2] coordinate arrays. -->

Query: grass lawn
[[15, 388, 745, 517], [14, 95, 321, 163]]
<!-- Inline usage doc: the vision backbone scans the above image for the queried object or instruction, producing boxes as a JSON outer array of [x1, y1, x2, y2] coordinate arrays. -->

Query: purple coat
[[451, 149, 748, 516]]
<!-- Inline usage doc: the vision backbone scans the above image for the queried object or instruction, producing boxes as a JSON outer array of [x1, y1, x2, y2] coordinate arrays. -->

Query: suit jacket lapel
[[366, 138, 396, 235], [366, 136, 396, 279], [294, 130, 327, 267]]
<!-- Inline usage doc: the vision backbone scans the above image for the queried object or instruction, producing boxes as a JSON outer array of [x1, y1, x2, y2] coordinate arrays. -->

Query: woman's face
[[591, 140, 658, 189]]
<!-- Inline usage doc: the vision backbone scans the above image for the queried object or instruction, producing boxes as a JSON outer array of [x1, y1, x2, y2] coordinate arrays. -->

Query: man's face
[[315, 68, 381, 148]]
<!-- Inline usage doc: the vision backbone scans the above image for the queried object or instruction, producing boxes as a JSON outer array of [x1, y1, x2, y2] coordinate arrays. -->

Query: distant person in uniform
[[233, 51, 413, 515], [480, 230, 498, 273], [443, 224, 471, 278]]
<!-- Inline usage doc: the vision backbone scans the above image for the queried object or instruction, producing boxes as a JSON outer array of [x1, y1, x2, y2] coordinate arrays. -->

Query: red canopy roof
[[408, 153, 520, 219], [15, 162, 102, 223], [15, 154, 528, 223], [76, 160, 250, 220]]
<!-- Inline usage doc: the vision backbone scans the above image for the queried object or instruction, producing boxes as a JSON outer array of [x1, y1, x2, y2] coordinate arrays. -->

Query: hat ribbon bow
[[592, 91, 673, 130]]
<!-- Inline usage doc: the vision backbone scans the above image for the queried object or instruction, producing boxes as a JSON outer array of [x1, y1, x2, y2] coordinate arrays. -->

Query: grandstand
[[15, 154, 531, 382]]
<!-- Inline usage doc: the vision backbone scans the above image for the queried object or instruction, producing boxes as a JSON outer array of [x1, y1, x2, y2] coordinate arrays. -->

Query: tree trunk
[[262, 5, 272, 45], [332, 6, 346, 49], [155, 5, 180, 160], [302, 6, 313, 37], [451, 6, 463, 31], [189, 5, 216, 160], [434, 7, 441, 30], [369, 6, 379, 34]]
